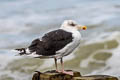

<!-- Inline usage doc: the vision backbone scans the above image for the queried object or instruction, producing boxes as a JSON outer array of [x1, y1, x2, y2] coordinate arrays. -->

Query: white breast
[[55, 28, 81, 59]]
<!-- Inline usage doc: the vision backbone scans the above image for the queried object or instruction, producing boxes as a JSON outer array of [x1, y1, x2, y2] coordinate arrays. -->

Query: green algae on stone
[[63, 43, 106, 74], [63, 39, 118, 75], [105, 39, 118, 49], [76, 43, 105, 59], [93, 51, 112, 61], [88, 61, 106, 69], [0, 75, 14, 80], [5, 58, 44, 74], [73, 75, 118, 80], [32, 70, 118, 80]]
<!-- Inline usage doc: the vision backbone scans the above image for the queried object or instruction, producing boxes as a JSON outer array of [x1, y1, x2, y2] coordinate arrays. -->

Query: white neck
[[60, 26, 78, 33]]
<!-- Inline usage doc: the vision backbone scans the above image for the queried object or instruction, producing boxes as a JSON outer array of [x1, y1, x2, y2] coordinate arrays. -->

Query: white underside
[[55, 27, 81, 59], [25, 27, 81, 59]]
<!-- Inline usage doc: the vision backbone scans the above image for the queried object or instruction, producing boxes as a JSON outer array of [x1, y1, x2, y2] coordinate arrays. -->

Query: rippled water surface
[[0, 0, 120, 80]]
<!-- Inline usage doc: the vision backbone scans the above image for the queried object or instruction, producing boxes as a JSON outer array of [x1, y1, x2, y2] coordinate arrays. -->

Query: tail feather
[[15, 48, 27, 55]]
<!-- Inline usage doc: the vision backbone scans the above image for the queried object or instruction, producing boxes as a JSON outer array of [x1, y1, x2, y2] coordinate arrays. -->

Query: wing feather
[[28, 29, 73, 56]]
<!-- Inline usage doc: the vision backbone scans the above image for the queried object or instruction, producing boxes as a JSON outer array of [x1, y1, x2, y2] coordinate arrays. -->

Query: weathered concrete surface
[[32, 70, 118, 80]]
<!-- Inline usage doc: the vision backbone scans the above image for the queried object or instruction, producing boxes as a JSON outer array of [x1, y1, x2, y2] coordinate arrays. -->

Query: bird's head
[[61, 20, 87, 31]]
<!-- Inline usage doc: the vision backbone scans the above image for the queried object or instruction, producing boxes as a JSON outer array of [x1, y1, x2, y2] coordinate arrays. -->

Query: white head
[[60, 20, 87, 31]]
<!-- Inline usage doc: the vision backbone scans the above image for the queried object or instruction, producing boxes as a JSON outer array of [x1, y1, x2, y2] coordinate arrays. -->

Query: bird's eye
[[70, 23, 76, 26]]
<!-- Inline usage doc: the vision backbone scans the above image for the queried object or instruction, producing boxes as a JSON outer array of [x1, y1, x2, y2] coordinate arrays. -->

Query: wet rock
[[73, 75, 118, 80], [32, 70, 81, 80], [32, 70, 118, 80]]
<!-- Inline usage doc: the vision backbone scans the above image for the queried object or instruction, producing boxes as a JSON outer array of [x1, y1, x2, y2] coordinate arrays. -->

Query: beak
[[77, 25, 87, 30]]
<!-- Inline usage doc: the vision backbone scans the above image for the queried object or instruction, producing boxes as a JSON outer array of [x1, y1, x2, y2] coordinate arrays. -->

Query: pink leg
[[60, 58, 73, 75]]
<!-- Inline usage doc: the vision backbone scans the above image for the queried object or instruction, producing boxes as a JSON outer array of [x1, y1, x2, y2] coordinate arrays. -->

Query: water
[[0, 0, 120, 80]]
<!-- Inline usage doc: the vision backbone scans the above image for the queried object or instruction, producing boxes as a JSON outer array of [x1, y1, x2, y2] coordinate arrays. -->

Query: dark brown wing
[[28, 29, 73, 56]]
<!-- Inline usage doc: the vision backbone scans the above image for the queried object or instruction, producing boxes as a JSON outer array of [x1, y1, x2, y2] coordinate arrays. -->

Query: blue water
[[0, 0, 120, 52], [0, 0, 120, 54], [0, 0, 120, 80]]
